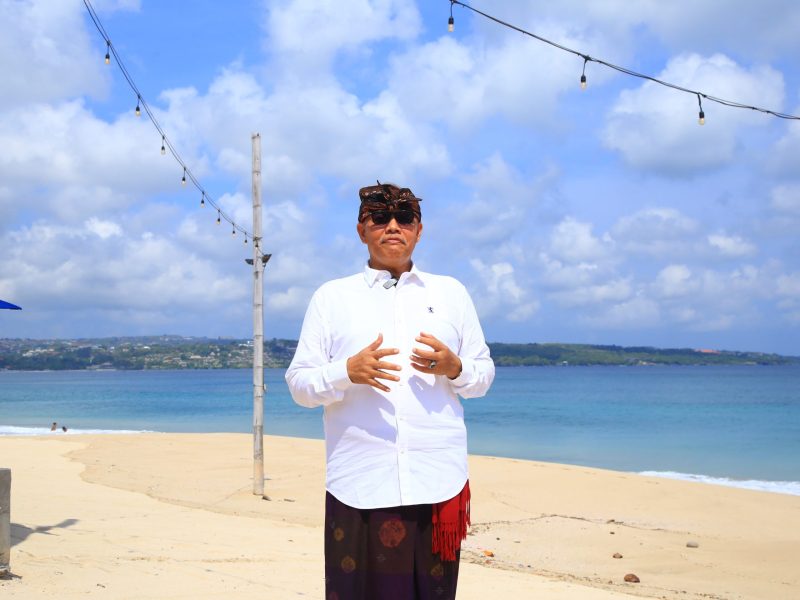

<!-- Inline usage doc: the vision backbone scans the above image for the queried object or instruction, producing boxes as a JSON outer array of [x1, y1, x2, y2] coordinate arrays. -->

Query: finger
[[410, 362, 435, 374], [415, 334, 442, 350], [374, 347, 401, 358], [367, 333, 384, 351], [411, 348, 435, 361], [409, 353, 433, 366], [368, 378, 391, 392], [373, 370, 401, 382], [375, 360, 402, 372]]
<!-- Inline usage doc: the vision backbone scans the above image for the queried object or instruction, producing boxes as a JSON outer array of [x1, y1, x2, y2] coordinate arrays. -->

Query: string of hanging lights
[[82, 0, 262, 251], [446, 0, 800, 124]]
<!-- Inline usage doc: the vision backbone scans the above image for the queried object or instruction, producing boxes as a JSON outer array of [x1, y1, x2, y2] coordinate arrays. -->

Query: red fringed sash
[[431, 480, 470, 561]]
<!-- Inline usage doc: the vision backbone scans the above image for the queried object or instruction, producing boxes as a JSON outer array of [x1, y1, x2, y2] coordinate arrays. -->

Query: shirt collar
[[363, 262, 425, 288]]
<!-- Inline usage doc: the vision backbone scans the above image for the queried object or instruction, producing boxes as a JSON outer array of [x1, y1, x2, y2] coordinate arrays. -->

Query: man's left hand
[[410, 332, 462, 379]]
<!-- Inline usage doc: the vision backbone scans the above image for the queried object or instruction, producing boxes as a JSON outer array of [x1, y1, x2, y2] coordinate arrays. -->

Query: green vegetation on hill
[[488, 342, 796, 366], [0, 336, 297, 371], [0, 336, 796, 371]]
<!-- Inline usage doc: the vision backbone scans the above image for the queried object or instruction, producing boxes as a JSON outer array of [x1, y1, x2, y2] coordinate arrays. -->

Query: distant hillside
[[488, 342, 798, 366], [0, 336, 796, 370]]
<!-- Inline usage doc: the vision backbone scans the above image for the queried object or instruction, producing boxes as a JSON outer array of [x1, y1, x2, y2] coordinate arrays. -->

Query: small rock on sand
[[613, 553, 623, 559], [624, 573, 640, 583], [686, 540, 699, 548]]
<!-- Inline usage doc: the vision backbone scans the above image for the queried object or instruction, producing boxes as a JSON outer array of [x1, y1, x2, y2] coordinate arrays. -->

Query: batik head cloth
[[358, 181, 422, 223]]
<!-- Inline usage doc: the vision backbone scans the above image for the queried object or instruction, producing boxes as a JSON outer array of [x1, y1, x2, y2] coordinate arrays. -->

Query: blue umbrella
[[0, 299, 21, 310]]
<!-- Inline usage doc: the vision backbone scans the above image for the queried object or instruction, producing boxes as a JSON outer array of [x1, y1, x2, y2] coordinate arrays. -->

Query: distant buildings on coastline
[[1, 336, 796, 371]]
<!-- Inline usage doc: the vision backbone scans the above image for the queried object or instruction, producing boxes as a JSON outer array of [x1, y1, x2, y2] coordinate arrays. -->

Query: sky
[[1, 0, 800, 355]]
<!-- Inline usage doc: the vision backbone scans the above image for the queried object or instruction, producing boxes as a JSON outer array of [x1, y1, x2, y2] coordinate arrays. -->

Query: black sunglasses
[[367, 209, 417, 226]]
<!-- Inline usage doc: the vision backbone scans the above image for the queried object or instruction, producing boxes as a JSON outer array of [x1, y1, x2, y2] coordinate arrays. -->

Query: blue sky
[[2, 0, 800, 355]]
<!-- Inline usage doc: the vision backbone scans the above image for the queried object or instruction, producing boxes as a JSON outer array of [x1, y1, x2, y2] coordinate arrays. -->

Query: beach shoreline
[[1, 433, 798, 599]]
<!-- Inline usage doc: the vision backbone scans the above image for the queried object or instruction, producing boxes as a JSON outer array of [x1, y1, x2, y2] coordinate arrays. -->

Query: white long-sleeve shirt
[[285, 263, 495, 509]]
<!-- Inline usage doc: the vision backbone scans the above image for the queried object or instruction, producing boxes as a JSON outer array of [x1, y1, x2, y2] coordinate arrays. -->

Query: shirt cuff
[[325, 358, 352, 392], [448, 356, 474, 388]]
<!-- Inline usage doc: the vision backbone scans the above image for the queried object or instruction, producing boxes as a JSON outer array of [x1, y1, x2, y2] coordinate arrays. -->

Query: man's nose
[[385, 217, 401, 231]]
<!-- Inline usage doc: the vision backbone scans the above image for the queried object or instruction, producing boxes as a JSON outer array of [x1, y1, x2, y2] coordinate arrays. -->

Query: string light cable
[[82, 0, 265, 253], [446, 0, 800, 123]]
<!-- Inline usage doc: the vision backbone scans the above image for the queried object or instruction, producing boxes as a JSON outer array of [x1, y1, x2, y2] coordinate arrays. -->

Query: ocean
[[2, 365, 799, 495]]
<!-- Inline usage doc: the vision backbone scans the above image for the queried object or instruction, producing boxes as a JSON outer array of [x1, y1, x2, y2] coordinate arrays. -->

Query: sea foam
[[0, 425, 151, 436], [638, 470, 800, 496]]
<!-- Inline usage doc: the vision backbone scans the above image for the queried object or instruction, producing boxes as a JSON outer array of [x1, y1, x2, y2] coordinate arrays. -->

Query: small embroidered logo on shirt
[[427, 306, 434, 313]]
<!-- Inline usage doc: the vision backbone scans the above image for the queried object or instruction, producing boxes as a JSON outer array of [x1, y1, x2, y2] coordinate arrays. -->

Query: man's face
[[357, 207, 423, 276]]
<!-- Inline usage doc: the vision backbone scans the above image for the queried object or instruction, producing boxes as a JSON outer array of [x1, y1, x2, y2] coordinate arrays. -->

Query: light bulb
[[244, 236, 248, 244], [160, 136, 166, 155], [181, 168, 186, 186], [698, 110, 705, 125], [232, 226, 236, 236], [105, 42, 110, 65], [580, 74, 587, 90], [216, 212, 221, 225], [448, 16, 454, 32], [135, 102, 141, 117], [200, 192, 205, 207]]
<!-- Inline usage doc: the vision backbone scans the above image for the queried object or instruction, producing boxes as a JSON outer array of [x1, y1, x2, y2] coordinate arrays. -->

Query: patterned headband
[[358, 181, 422, 222]]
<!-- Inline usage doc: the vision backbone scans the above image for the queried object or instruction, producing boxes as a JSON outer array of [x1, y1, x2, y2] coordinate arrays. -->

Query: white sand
[[1, 433, 798, 599]]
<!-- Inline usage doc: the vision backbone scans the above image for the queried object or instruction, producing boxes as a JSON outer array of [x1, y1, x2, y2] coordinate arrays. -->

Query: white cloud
[[548, 217, 613, 264], [707, 233, 756, 257], [386, 22, 612, 129], [772, 118, 800, 174], [770, 184, 800, 215], [612, 208, 698, 257], [264, 0, 421, 71], [653, 265, 695, 298], [447, 154, 537, 246], [603, 53, 784, 174], [584, 295, 661, 329], [501, 1, 800, 60], [469, 259, 539, 321], [85, 217, 122, 239], [776, 273, 800, 297], [0, 0, 108, 109], [549, 278, 632, 308], [0, 100, 182, 218]]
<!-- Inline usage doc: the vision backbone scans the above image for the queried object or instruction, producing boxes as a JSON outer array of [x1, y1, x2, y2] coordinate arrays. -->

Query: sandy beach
[[1, 433, 798, 599]]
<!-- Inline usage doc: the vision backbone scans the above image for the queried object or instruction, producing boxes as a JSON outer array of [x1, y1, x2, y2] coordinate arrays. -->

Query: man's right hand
[[346, 333, 401, 392]]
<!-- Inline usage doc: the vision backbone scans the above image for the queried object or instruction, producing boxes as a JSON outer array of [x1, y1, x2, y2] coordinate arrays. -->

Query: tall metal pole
[[252, 133, 264, 496]]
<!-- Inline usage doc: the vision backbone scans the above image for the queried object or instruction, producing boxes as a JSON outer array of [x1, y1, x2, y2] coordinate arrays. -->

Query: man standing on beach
[[285, 182, 495, 599]]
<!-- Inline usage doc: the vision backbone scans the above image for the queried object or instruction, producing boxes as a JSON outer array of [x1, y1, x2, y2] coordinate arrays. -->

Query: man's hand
[[410, 332, 462, 379], [346, 333, 401, 392]]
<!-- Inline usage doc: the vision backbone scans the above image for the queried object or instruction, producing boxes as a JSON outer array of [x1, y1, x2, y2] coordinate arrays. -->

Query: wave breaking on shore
[[639, 470, 800, 496]]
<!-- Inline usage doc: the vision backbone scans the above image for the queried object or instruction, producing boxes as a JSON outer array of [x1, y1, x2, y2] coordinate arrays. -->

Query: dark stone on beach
[[613, 552, 623, 559], [624, 573, 640, 583], [261, 494, 271, 501], [686, 540, 699, 548], [606, 519, 616, 523], [610, 531, 615, 534]]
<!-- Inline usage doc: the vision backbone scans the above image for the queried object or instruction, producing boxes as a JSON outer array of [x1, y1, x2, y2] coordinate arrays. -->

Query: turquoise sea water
[[2, 366, 799, 494]]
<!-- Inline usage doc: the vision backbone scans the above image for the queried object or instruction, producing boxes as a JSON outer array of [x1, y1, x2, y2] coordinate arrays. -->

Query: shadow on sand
[[10, 518, 79, 547]]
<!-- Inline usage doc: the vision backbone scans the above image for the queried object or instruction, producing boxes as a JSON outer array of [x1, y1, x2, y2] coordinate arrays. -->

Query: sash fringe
[[431, 480, 470, 562]]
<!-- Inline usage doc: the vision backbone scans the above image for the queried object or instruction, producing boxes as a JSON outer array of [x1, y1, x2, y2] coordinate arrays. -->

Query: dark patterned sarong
[[325, 492, 460, 600]]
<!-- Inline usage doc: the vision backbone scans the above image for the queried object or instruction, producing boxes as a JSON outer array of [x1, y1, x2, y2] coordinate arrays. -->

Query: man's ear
[[357, 221, 367, 243], [417, 221, 423, 242]]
